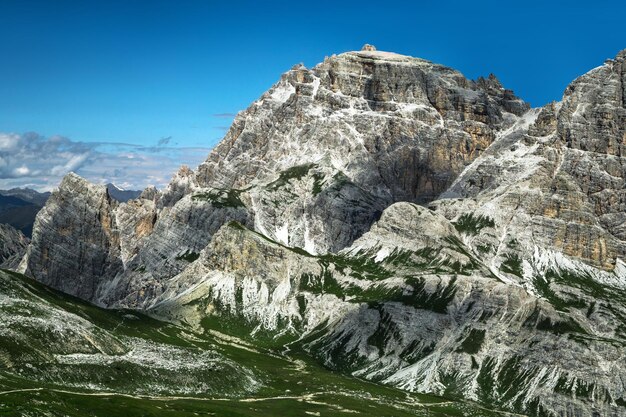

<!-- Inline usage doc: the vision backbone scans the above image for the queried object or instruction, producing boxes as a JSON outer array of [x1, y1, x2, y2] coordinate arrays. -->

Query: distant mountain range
[[106, 183, 142, 203], [0, 187, 51, 206], [0, 188, 50, 237]]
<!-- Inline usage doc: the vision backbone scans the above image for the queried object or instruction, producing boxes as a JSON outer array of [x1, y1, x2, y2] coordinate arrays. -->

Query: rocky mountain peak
[[139, 185, 159, 201], [160, 165, 198, 207], [22, 171, 121, 300], [556, 48, 626, 155], [196, 47, 529, 201], [59, 171, 108, 196]]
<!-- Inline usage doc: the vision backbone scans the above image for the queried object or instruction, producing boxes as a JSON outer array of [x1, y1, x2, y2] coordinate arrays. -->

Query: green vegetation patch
[[453, 213, 495, 235], [457, 328, 486, 354], [532, 274, 586, 312], [499, 253, 523, 278], [192, 188, 245, 208], [554, 375, 598, 399], [319, 250, 394, 281], [523, 305, 587, 335], [299, 267, 457, 314], [532, 266, 626, 316], [544, 268, 620, 301], [442, 236, 484, 275], [403, 277, 457, 314], [267, 163, 316, 190], [476, 355, 544, 413], [264, 163, 330, 197], [175, 250, 200, 263]]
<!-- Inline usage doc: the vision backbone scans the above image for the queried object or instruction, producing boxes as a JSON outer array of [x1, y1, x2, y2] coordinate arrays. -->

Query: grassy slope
[[0, 270, 505, 417]]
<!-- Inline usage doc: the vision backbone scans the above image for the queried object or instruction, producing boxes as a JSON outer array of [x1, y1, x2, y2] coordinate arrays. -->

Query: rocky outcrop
[[0, 223, 28, 269], [19, 173, 122, 300], [147, 204, 626, 417], [438, 49, 626, 272]]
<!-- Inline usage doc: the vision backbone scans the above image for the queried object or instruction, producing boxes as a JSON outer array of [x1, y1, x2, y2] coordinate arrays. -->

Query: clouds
[[0, 132, 211, 191], [0, 133, 92, 180]]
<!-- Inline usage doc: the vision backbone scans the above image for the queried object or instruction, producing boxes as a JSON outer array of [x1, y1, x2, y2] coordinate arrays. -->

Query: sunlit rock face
[[18, 47, 626, 417], [439, 49, 626, 271], [196, 48, 528, 204], [20, 173, 123, 300]]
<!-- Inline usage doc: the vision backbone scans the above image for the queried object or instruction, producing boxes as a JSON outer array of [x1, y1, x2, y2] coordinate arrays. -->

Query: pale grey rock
[[437, 49, 626, 272], [247, 162, 387, 253], [115, 196, 157, 265], [139, 185, 159, 201], [196, 49, 528, 206], [0, 223, 29, 269], [100, 191, 253, 308], [188, 49, 528, 253], [23, 48, 530, 303], [20, 173, 122, 301], [146, 208, 626, 417]]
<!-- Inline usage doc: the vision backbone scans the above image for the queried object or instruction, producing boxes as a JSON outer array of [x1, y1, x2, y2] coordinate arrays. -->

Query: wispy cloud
[[0, 132, 211, 191], [213, 112, 237, 118]]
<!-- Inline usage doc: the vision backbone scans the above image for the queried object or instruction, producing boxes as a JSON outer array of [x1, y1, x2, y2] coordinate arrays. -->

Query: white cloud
[[12, 166, 30, 177], [0, 132, 212, 191], [0, 133, 20, 151]]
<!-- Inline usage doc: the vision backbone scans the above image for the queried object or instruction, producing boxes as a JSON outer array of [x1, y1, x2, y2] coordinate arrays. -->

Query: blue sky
[[1, 0, 625, 190]]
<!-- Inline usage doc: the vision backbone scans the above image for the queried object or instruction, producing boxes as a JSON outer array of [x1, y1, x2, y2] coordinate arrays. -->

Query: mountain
[[0, 189, 49, 237], [13, 46, 626, 416], [106, 183, 142, 202], [0, 187, 51, 206]]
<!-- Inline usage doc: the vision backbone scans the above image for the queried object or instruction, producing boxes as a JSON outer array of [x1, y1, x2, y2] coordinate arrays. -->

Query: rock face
[[146, 205, 626, 417], [0, 223, 28, 269], [19, 48, 626, 416], [196, 49, 527, 204], [19, 174, 122, 300], [438, 49, 626, 272]]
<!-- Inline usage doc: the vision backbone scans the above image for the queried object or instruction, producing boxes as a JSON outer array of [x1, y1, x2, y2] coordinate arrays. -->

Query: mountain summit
[[10, 48, 626, 416]]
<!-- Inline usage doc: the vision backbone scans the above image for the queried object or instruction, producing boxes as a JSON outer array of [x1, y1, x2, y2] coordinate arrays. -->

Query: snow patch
[[275, 223, 289, 246]]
